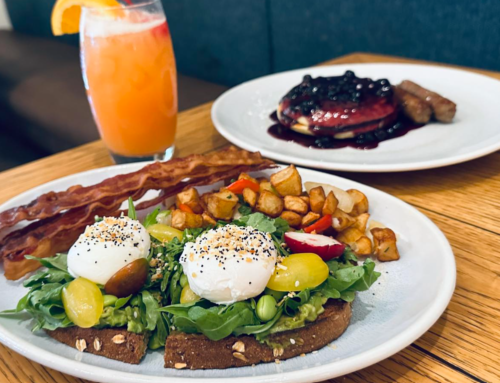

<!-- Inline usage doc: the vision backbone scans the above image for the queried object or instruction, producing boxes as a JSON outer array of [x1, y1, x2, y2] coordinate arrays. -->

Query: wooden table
[[0, 53, 499, 383]]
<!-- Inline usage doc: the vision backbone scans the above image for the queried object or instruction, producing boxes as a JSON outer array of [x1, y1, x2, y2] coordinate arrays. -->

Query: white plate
[[0, 163, 456, 383], [212, 63, 500, 172]]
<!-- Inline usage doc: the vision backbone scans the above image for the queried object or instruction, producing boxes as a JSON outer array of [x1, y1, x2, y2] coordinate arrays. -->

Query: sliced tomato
[[226, 179, 260, 194]]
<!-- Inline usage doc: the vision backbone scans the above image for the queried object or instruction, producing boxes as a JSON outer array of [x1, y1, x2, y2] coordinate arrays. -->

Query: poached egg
[[180, 225, 277, 305], [67, 216, 151, 285]]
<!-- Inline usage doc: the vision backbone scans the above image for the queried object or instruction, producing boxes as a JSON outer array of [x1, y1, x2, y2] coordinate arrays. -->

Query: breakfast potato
[[331, 208, 356, 232], [270, 165, 302, 196], [259, 181, 278, 195], [284, 196, 308, 215], [200, 192, 212, 210], [347, 189, 369, 216], [353, 213, 370, 232], [256, 190, 284, 218], [299, 195, 310, 206], [171, 210, 203, 230], [242, 187, 258, 207], [322, 191, 339, 216], [202, 212, 217, 227], [238, 173, 259, 184], [336, 227, 372, 256], [309, 186, 326, 213], [280, 211, 302, 228], [352, 236, 373, 256], [176, 188, 204, 214], [207, 190, 238, 220], [301, 211, 320, 227], [371, 227, 400, 261]]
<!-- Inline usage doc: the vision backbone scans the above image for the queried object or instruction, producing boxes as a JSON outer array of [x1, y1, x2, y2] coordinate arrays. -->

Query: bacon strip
[[1, 153, 275, 280], [0, 147, 272, 232]]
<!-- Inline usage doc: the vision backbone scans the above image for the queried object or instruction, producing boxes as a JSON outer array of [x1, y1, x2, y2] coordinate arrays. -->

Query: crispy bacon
[[0, 147, 272, 232], [0, 149, 275, 280]]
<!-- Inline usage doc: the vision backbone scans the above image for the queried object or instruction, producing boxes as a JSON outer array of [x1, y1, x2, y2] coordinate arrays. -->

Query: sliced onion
[[304, 182, 354, 213]]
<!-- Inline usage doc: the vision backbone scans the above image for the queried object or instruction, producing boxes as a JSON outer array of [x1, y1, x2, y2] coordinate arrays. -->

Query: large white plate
[[212, 63, 500, 172], [0, 163, 455, 382]]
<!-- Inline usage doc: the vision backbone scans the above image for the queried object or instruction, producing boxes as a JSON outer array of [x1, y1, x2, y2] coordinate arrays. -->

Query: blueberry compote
[[269, 71, 423, 150]]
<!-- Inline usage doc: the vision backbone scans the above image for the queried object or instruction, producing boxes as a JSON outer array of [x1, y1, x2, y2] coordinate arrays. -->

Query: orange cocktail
[[81, 0, 177, 162]]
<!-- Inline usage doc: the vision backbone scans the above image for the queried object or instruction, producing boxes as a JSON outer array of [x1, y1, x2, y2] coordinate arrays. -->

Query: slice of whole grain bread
[[46, 327, 150, 364], [164, 299, 352, 369]]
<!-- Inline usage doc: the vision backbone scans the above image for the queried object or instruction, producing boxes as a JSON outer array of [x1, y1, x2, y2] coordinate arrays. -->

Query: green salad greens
[[2, 196, 381, 351]]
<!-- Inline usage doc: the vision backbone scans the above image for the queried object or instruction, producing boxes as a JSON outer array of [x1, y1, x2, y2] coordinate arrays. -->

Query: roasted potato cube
[[207, 190, 238, 220], [309, 186, 326, 213], [347, 189, 369, 216], [176, 188, 203, 214], [257, 177, 269, 183], [238, 173, 259, 184], [259, 181, 277, 195], [280, 211, 302, 228], [202, 212, 217, 227], [353, 236, 373, 256], [353, 213, 370, 232], [171, 210, 203, 230], [322, 191, 339, 216], [332, 208, 356, 232], [200, 192, 212, 210], [284, 196, 308, 215], [270, 165, 302, 196], [336, 227, 364, 244], [243, 187, 258, 208], [301, 211, 320, 227], [336, 228, 372, 256], [299, 195, 310, 206], [256, 191, 284, 218], [371, 228, 400, 261]]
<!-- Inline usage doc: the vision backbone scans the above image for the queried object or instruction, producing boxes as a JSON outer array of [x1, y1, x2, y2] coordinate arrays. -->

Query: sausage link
[[399, 80, 456, 123], [393, 86, 432, 124]]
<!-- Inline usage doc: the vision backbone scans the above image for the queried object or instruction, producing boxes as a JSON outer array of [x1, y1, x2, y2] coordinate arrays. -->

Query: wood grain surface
[[0, 53, 499, 383]]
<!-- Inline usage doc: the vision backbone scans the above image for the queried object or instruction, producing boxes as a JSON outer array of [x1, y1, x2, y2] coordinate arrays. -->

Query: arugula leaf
[[162, 301, 258, 341], [142, 207, 160, 228], [115, 295, 132, 309], [233, 309, 283, 337], [25, 253, 68, 273], [238, 204, 252, 216], [169, 266, 183, 305], [233, 212, 290, 235], [349, 259, 381, 291], [140, 291, 160, 331], [341, 246, 358, 263], [127, 197, 137, 220], [283, 289, 310, 316]]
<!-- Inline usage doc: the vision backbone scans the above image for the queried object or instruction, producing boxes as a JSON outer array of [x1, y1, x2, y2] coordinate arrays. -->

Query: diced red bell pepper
[[304, 215, 332, 234], [226, 179, 260, 194], [179, 204, 194, 213]]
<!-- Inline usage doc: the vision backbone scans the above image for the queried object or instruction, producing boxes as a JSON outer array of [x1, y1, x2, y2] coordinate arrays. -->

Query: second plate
[[212, 63, 500, 172]]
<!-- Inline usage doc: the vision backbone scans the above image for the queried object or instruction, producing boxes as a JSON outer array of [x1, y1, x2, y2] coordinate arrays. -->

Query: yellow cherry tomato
[[267, 253, 329, 292], [62, 278, 104, 328], [180, 285, 200, 304], [147, 224, 183, 242]]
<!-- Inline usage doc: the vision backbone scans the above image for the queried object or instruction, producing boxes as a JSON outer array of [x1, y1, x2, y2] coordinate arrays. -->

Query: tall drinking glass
[[80, 0, 177, 163]]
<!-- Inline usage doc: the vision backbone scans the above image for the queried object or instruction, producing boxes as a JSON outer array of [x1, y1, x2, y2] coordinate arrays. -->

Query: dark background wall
[[5, 0, 500, 86]]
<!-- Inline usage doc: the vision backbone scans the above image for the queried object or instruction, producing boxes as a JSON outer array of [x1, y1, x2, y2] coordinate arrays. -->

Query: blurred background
[[1, 0, 499, 171]]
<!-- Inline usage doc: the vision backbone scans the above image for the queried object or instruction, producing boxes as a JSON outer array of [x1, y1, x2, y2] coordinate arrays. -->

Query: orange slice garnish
[[51, 0, 121, 36]]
